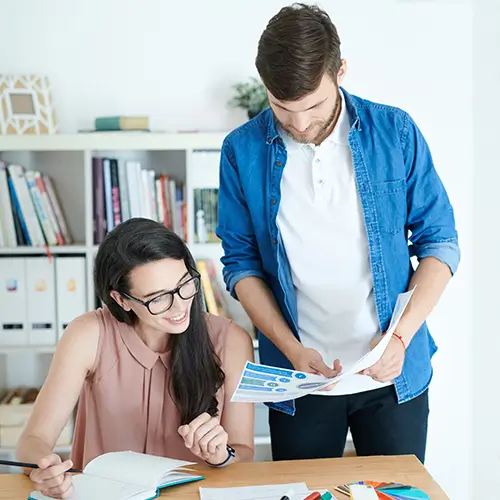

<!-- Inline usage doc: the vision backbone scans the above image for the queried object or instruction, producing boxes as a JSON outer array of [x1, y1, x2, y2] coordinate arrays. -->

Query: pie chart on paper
[[348, 481, 430, 499]]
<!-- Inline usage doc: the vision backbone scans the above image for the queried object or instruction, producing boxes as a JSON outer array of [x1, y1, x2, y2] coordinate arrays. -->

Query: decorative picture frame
[[0, 75, 59, 135]]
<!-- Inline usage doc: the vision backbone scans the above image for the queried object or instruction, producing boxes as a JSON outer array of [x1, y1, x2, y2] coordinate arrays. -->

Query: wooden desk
[[0, 455, 448, 499]]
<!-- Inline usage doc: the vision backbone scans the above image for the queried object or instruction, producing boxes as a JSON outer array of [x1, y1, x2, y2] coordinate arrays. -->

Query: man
[[216, 3, 459, 464]]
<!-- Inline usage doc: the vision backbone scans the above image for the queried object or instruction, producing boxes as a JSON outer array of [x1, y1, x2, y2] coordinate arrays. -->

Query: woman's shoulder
[[63, 309, 101, 340], [63, 306, 117, 340], [55, 310, 101, 374], [60, 306, 122, 374], [204, 313, 254, 356]]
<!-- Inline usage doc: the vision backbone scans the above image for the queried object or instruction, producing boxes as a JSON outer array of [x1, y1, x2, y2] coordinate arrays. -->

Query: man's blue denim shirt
[[216, 88, 460, 416]]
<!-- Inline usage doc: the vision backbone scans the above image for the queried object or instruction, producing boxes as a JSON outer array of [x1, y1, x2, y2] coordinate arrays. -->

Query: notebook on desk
[[28, 450, 204, 500]]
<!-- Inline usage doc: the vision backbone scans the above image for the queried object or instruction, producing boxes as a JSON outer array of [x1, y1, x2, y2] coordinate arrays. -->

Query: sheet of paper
[[343, 286, 415, 376], [348, 484, 379, 500], [231, 288, 415, 404], [230, 361, 335, 403], [199, 483, 331, 500]]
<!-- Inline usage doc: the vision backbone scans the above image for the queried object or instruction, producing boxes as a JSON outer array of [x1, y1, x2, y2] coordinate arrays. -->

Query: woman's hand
[[29, 454, 74, 499], [178, 413, 229, 465]]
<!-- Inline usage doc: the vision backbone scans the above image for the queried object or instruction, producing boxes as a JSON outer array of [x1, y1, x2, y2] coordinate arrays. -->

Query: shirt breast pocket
[[372, 179, 407, 235]]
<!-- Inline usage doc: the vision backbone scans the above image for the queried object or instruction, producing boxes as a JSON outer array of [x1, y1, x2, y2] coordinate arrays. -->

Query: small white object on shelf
[[196, 209, 208, 243]]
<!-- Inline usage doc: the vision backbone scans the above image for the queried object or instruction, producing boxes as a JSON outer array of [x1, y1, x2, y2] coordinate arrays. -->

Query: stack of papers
[[199, 482, 332, 500], [231, 289, 415, 404]]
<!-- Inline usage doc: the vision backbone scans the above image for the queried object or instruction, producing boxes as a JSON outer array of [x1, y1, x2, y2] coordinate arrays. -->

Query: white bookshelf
[[0, 132, 273, 461], [0, 132, 251, 333], [0, 131, 256, 365]]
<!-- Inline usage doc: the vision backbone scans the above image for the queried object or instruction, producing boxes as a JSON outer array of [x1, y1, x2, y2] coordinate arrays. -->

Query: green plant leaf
[[228, 77, 269, 113]]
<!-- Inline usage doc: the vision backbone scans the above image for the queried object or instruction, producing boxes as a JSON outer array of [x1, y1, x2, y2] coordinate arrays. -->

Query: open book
[[28, 451, 204, 500]]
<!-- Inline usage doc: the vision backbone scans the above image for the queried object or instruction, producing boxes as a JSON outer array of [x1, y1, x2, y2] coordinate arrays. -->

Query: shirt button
[[275, 160, 282, 167], [318, 179, 324, 184], [272, 238, 277, 244], [271, 199, 276, 204], [315, 158, 320, 163]]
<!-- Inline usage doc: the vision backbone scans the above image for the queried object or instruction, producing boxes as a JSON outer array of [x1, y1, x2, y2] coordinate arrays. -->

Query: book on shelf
[[196, 259, 230, 318], [93, 157, 186, 245], [0, 162, 71, 248], [94, 115, 150, 132], [193, 187, 219, 243], [28, 451, 204, 500]]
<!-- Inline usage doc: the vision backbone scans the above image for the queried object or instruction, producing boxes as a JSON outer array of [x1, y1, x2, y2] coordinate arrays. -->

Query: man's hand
[[362, 334, 405, 382], [287, 344, 341, 379], [178, 413, 229, 465]]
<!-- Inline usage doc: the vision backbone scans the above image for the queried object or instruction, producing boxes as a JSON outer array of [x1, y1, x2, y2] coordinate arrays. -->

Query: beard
[[275, 90, 342, 145]]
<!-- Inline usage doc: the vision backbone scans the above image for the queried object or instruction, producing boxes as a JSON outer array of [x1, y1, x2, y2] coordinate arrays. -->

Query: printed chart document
[[231, 288, 415, 404], [28, 451, 204, 500], [199, 482, 331, 500]]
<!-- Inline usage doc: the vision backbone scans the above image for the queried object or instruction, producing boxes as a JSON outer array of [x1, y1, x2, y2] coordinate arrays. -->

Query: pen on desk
[[0, 459, 82, 473], [303, 492, 322, 500], [333, 485, 350, 497], [279, 488, 295, 500]]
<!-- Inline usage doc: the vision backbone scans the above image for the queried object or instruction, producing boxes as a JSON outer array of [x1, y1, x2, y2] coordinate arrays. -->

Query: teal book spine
[[95, 116, 122, 131]]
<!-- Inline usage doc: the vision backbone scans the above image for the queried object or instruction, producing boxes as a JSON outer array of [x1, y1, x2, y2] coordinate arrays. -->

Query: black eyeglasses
[[122, 272, 201, 315]]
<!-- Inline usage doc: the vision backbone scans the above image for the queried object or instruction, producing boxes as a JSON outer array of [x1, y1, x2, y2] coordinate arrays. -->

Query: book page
[[83, 450, 195, 488], [72, 474, 155, 500], [29, 474, 155, 500], [158, 471, 204, 486]]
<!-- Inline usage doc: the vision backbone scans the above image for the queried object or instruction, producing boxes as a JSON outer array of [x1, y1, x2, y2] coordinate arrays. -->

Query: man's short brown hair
[[255, 3, 342, 101]]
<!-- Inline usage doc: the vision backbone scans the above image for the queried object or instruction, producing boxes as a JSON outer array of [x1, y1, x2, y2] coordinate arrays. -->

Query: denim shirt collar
[[264, 86, 361, 145]]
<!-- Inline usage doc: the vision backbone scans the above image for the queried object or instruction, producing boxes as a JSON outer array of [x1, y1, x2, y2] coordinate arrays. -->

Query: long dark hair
[[94, 217, 225, 425]]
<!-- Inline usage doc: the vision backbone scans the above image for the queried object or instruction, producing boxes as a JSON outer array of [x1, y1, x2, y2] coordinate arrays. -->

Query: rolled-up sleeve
[[402, 113, 461, 275], [216, 139, 266, 298]]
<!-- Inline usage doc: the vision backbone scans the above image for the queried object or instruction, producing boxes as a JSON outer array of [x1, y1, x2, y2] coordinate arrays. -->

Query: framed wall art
[[0, 75, 59, 135]]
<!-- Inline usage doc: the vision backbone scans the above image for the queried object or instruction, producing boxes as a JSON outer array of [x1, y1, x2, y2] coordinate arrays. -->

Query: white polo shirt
[[276, 91, 393, 395]]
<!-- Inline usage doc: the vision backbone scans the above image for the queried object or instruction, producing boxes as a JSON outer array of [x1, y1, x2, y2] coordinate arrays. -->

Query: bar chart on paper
[[231, 288, 416, 404]]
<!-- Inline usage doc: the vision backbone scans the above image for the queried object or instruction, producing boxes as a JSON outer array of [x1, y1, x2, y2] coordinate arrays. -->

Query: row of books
[[0, 159, 221, 248], [0, 162, 72, 248], [92, 157, 187, 244]]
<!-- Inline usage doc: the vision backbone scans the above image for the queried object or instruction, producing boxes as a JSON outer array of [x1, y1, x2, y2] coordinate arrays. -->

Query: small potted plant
[[229, 77, 269, 119]]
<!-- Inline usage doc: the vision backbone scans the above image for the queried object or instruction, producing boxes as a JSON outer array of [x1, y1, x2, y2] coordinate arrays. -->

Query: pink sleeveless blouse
[[70, 306, 232, 470]]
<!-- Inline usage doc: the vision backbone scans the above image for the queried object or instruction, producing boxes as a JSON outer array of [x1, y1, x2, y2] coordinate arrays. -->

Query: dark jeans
[[269, 385, 429, 464]]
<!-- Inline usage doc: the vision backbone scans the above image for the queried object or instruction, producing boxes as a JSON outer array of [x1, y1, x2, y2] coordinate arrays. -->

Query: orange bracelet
[[393, 333, 406, 351], [382, 331, 406, 351]]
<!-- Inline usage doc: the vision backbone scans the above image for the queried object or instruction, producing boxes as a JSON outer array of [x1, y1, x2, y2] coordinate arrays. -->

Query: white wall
[[0, 1, 475, 498], [473, 0, 500, 495]]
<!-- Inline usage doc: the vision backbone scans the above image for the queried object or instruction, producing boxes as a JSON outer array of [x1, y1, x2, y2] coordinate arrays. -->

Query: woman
[[16, 218, 255, 499]]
